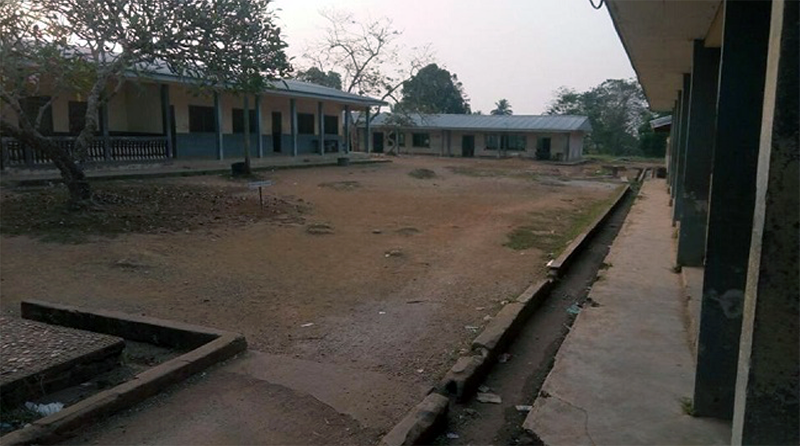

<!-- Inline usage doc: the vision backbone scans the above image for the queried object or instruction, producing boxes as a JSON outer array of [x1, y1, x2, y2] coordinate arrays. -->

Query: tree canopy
[[546, 78, 663, 157], [397, 64, 470, 114], [295, 67, 343, 90], [491, 99, 513, 115], [0, 0, 291, 203]]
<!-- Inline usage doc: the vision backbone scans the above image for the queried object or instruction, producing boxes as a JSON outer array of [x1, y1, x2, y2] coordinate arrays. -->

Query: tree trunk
[[50, 143, 92, 205]]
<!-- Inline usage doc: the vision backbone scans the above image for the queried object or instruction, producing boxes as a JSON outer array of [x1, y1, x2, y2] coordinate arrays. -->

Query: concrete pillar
[[160, 84, 173, 158], [290, 98, 297, 157], [317, 101, 324, 155], [732, 0, 798, 443], [255, 95, 263, 158], [672, 74, 691, 223], [214, 92, 223, 160], [676, 41, 721, 266], [693, 0, 772, 419], [344, 105, 351, 154], [666, 100, 678, 194], [364, 108, 371, 153], [669, 95, 682, 199], [101, 103, 111, 160]]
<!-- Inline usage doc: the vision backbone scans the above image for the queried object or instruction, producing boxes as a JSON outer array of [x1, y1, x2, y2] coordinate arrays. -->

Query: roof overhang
[[605, 0, 723, 111], [133, 72, 387, 107]]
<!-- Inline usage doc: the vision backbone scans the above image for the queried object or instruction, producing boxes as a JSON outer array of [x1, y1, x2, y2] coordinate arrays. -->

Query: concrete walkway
[[523, 179, 731, 445], [0, 152, 387, 184]]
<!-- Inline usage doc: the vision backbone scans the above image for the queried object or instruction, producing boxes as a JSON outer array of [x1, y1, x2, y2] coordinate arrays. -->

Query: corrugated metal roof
[[134, 62, 385, 106], [649, 115, 672, 129], [364, 113, 592, 133]]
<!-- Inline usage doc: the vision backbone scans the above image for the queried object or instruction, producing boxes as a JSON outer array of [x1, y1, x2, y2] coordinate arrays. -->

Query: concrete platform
[[0, 316, 124, 405], [523, 180, 731, 445], [0, 152, 387, 185]]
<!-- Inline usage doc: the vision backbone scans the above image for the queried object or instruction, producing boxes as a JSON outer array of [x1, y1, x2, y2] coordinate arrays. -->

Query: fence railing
[[0, 136, 170, 169]]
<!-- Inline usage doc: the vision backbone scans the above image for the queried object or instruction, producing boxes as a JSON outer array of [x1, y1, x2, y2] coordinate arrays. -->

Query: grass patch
[[503, 186, 623, 258], [409, 168, 437, 179], [318, 181, 361, 191], [584, 154, 665, 164], [447, 166, 539, 181], [679, 397, 696, 416]]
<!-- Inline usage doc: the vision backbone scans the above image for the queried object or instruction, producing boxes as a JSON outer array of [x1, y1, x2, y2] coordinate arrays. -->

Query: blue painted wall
[[175, 133, 344, 159]]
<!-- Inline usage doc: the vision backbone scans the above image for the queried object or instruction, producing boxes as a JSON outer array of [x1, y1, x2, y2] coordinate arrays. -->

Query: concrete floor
[[523, 179, 731, 445]]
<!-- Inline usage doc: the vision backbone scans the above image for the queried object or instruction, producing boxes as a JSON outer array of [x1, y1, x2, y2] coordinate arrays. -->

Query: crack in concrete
[[549, 392, 597, 446]]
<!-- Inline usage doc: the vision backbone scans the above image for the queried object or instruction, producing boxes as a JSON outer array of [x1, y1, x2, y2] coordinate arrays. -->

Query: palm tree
[[491, 99, 513, 115]]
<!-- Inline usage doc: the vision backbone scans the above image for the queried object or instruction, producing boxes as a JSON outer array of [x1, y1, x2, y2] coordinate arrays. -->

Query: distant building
[[357, 113, 591, 161]]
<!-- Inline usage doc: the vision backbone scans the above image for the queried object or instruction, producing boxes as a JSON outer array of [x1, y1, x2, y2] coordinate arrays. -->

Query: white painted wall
[[366, 127, 585, 160]]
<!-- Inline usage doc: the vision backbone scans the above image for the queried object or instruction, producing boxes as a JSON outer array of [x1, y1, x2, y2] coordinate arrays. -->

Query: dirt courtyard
[[0, 156, 622, 443]]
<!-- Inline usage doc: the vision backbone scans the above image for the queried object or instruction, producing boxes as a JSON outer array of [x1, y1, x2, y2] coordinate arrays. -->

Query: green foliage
[[547, 79, 658, 157], [398, 63, 470, 114], [491, 98, 513, 115], [296, 67, 342, 90], [638, 118, 669, 158]]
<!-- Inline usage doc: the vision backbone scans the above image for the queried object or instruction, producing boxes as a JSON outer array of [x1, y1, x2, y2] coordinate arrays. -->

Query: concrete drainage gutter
[[380, 181, 638, 446], [547, 183, 632, 278], [1, 300, 247, 446]]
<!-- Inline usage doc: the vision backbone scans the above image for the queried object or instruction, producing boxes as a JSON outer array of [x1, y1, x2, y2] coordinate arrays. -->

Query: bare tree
[[300, 8, 433, 150], [0, 0, 291, 204]]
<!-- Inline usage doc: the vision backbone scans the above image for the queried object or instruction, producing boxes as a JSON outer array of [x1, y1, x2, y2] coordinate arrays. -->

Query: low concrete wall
[[2, 301, 247, 446]]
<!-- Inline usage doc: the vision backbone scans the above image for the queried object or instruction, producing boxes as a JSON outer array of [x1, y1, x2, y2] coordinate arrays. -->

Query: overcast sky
[[272, 0, 635, 114]]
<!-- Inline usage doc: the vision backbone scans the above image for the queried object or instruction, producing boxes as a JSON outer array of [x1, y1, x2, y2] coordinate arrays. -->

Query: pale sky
[[272, 0, 635, 114]]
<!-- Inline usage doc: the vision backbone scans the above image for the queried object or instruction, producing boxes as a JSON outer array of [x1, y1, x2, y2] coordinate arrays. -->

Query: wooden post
[[255, 95, 263, 158], [214, 91, 223, 160], [161, 84, 173, 159], [318, 101, 325, 155], [344, 105, 351, 154], [101, 104, 111, 161], [290, 98, 298, 157], [365, 107, 371, 153]]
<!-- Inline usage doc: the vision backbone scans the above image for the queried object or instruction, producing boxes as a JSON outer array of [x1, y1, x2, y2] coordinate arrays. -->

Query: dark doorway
[[372, 132, 384, 153], [461, 135, 475, 157], [272, 112, 282, 153], [536, 137, 552, 160]]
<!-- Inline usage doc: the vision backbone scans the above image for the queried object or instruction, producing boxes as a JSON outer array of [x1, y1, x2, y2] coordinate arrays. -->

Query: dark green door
[[373, 132, 384, 153], [271, 112, 282, 153], [536, 137, 552, 160], [461, 135, 475, 157]]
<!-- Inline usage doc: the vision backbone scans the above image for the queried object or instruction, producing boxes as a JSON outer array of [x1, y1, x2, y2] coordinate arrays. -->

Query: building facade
[[357, 114, 591, 161], [1, 75, 384, 168]]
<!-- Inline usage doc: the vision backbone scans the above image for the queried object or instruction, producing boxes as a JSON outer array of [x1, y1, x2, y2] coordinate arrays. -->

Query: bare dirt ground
[[0, 156, 622, 444]]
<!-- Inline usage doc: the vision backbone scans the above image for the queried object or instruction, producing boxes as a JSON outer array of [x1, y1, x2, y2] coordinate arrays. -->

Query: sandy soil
[[0, 156, 620, 443]]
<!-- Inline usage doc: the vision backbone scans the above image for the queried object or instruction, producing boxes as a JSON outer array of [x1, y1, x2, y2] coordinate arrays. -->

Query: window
[[67, 101, 106, 135], [189, 106, 216, 133], [297, 113, 315, 134], [412, 132, 430, 148], [507, 135, 526, 151], [486, 134, 500, 150], [20, 96, 53, 135], [388, 131, 405, 147], [68, 101, 87, 135], [232, 108, 258, 133], [486, 134, 525, 150], [324, 115, 338, 135]]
